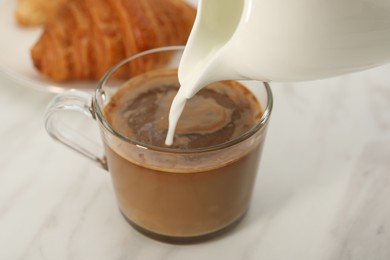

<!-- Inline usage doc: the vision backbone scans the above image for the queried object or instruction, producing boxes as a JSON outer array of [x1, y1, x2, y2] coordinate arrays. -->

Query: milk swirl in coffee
[[104, 68, 262, 149]]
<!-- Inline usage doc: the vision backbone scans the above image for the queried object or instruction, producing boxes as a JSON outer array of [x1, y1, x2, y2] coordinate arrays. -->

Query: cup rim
[[93, 45, 273, 154]]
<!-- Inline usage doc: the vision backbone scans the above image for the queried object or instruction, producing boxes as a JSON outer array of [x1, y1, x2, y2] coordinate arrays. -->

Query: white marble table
[[1, 64, 390, 260]]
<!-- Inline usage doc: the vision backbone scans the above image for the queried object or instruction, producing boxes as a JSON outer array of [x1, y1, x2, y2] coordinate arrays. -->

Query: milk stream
[[165, 0, 390, 146]]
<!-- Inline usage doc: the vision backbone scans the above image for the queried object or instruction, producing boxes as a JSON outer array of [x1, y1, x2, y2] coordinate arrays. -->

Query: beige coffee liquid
[[104, 69, 262, 149], [103, 68, 265, 239]]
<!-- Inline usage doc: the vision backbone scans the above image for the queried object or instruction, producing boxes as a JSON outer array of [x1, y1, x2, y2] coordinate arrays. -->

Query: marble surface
[[1, 63, 390, 260]]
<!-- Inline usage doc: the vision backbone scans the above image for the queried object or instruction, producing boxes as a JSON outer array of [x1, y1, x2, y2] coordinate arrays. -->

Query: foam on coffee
[[104, 68, 262, 149]]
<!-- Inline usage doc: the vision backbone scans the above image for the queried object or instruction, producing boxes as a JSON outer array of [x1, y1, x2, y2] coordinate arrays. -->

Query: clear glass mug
[[45, 46, 273, 243]]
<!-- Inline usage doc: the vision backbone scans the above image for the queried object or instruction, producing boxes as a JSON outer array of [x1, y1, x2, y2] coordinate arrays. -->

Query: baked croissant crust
[[31, 0, 196, 81], [15, 0, 70, 27]]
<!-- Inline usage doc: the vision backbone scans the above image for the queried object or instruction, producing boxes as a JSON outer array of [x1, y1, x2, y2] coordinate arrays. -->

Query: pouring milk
[[165, 0, 390, 145]]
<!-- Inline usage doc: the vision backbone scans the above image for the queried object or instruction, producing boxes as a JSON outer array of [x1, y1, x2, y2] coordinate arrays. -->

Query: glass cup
[[45, 46, 273, 243]]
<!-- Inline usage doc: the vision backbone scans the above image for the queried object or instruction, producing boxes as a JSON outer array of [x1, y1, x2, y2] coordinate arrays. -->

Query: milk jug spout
[[178, 0, 248, 98]]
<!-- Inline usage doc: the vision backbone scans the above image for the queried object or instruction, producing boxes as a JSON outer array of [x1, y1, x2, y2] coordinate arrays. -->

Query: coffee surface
[[104, 69, 262, 149]]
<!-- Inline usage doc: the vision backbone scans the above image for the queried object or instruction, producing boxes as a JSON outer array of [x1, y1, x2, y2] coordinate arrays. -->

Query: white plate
[[0, 0, 198, 93]]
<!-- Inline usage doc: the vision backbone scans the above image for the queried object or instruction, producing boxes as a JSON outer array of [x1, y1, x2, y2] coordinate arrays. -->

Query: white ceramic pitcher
[[179, 0, 390, 98], [166, 0, 390, 145]]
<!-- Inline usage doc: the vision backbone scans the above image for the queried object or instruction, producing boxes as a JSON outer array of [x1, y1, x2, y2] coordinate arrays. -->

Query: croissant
[[30, 0, 196, 81], [15, 0, 70, 27]]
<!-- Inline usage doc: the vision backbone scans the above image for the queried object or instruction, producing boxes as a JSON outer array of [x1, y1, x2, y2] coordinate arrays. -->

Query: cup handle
[[44, 90, 107, 170]]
